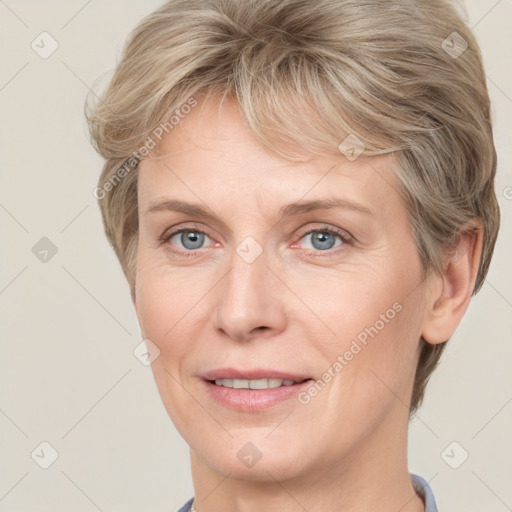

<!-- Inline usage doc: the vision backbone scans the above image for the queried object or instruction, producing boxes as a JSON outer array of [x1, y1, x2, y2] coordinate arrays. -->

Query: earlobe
[[421, 221, 483, 345]]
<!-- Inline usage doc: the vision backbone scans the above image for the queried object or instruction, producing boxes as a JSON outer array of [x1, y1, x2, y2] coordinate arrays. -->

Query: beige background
[[1, 1, 511, 511]]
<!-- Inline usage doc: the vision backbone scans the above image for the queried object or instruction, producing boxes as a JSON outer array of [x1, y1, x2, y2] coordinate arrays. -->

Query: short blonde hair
[[86, 0, 500, 415]]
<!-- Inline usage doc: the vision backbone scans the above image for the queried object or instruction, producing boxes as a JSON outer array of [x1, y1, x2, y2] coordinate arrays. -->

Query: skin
[[132, 96, 482, 512]]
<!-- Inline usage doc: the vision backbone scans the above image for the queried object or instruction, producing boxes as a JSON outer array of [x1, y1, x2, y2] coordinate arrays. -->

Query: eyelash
[[158, 223, 353, 258]]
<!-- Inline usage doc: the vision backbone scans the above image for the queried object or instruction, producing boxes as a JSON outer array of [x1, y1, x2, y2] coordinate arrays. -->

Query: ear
[[421, 221, 484, 345]]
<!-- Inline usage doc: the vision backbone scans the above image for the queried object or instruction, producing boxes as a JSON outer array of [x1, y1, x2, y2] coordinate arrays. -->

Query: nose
[[214, 247, 287, 343]]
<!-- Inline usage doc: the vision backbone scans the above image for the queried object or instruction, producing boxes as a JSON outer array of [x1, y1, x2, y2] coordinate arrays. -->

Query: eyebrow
[[145, 197, 374, 221], [279, 198, 373, 217]]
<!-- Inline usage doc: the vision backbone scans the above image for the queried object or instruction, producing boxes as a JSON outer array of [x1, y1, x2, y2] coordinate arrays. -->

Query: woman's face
[[133, 96, 429, 481]]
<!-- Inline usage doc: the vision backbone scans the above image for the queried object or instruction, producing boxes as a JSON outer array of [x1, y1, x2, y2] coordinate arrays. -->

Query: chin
[[194, 435, 312, 482]]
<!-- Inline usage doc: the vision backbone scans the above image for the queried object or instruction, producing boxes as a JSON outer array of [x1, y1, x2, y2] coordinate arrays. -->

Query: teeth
[[213, 378, 299, 389], [251, 379, 272, 389]]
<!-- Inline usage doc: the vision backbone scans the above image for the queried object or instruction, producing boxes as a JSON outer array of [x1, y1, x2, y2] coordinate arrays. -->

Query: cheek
[[299, 290, 425, 458], [298, 256, 425, 407], [295, 261, 419, 351], [134, 250, 202, 341], [134, 263, 204, 434]]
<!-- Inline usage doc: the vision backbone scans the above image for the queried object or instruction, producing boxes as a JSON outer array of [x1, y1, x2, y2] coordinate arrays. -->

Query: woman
[[86, 0, 499, 510]]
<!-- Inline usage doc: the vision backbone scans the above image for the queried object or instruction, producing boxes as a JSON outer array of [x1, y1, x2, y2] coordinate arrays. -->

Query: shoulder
[[410, 473, 438, 512], [175, 497, 194, 512]]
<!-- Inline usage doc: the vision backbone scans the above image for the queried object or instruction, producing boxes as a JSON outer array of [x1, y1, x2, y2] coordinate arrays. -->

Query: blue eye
[[299, 228, 346, 252], [170, 229, 211, 251]]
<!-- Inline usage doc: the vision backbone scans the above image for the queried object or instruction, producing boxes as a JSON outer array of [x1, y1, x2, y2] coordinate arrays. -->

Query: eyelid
[[159, 222, 211, 242]]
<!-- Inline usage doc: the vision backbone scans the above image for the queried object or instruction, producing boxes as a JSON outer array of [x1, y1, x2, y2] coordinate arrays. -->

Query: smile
[[212, 378, 303, 389]]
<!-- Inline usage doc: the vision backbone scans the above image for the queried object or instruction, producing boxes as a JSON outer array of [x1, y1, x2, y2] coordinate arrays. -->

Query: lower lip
[[202, 379, 313, 411]]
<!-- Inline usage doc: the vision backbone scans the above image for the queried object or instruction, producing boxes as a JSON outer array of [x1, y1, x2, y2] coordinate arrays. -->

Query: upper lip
[[202, 368, 312, 382]]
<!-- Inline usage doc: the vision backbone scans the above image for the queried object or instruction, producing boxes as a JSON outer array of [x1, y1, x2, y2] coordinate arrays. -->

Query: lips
[[201, 368, 314, 411]]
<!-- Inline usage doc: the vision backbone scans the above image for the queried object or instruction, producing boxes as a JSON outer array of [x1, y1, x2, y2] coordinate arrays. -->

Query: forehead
[[138, 96, 405, 219]]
